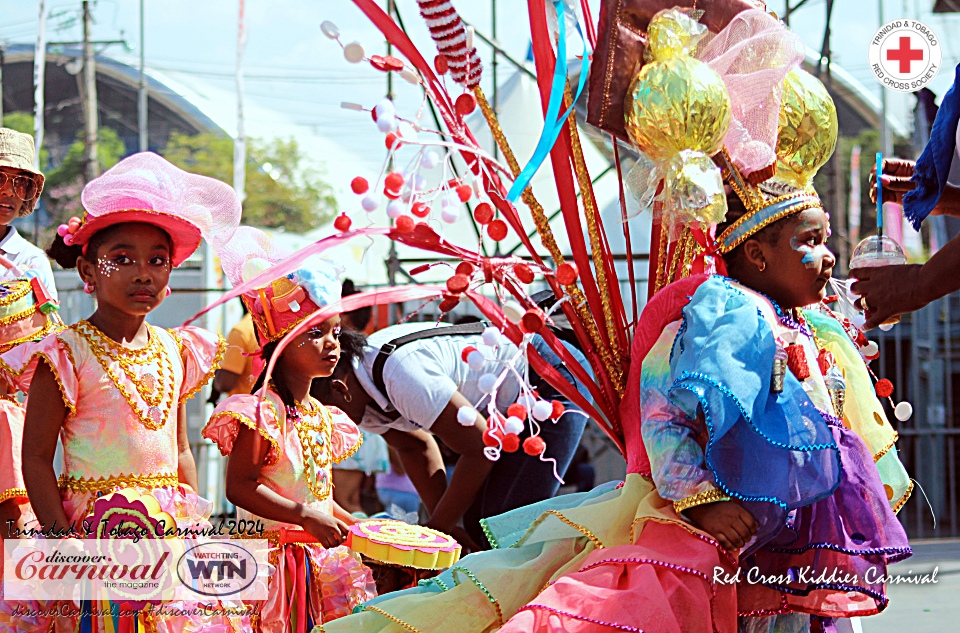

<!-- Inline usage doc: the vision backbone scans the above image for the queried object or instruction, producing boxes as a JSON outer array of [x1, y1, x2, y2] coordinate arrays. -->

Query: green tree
[[161, 132, 336, 232]]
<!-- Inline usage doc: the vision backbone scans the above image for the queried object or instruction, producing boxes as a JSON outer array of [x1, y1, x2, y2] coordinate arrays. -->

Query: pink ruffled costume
[[204, 389, 376, 631], [0, 321, 251, 633]]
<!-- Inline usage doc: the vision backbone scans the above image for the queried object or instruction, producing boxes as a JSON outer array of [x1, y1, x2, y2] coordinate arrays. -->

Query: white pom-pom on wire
[[386, 200, 404, 219], [478, 373, 498, 394], [376, 115, 399, 134], [481, 326, 501, 347], [466, 349, 485, 371], [343, 42, 365, 63], [533, 400, 554, 421], [320, 21, 340, 39], [457, 406, 479, 426], [504, 416, 524, 436], [361, 195, 378, 212], [895, 401, 913, 421]]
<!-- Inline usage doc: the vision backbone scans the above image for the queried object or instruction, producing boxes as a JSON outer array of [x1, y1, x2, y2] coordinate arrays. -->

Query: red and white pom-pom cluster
[[417, 0, 482, 89]]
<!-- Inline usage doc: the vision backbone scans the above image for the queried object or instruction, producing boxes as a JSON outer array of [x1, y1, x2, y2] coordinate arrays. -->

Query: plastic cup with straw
[[848, 152, 907, 326]]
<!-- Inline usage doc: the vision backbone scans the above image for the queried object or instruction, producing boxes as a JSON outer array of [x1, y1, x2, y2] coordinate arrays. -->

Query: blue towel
[[904, 63, 960, 229]]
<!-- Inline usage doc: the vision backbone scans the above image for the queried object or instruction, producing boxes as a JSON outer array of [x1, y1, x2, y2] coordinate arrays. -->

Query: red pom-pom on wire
[[502, 433, 520, 453], [514, 263, 535, 284], [350, 177, 369, 195], [487, 219, 508, 241], [473, 202, 494, 225], [333, 214, 352, 232], [523, 436, 546, 456], [395, 215, 415, 232], [876, 378, 894, 399]]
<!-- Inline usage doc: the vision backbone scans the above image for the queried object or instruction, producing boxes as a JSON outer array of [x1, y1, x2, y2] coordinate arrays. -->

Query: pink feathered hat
[[68, 152, 241, 267], [218, 227, 342, 344]]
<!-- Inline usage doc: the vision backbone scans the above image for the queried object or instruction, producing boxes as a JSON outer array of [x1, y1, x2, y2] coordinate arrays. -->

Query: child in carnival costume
[[316, 8, 911, 633], [203, 227, 376, 631], [0, 152, 251, 632]]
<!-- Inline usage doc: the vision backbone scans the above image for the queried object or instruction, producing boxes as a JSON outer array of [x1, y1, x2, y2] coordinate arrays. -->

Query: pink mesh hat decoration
[[67, 152, 241, 267], [218, 227, 342, 343]]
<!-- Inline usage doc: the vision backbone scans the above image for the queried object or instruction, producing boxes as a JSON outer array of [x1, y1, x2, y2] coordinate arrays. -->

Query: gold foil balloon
[[775, 69, 838, 189], [623, 9, 732, 232]]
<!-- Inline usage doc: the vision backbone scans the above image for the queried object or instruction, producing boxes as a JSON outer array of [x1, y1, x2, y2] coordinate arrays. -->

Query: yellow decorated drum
[[347, 519, 461, 570]]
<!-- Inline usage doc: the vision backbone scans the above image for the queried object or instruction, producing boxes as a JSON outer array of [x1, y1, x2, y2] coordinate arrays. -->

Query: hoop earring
[[333, 379, 353, 403], [165, 287, 172, 297], [84, 282, 94, 294], [758, 261, 766, 273]]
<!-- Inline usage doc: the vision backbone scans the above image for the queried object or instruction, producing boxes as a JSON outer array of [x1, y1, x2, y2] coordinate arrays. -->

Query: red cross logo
[[886, 36, 924, 74]]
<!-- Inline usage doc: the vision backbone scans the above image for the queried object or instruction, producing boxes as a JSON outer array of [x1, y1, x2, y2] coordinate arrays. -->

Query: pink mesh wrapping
[[696, 10, 805, 179], [81, 152, 241, 250], [217, 226, 291, 290]]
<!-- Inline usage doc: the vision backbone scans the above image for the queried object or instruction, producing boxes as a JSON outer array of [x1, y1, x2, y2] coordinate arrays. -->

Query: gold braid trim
[[360, 605, 422, 633], [332, 421, 363, 465], [564, 86, 624, 394], [0, 319, 62, 355], [0, 487, 27, 503], [177, 332, 227, 406], [473, 85, 615, 393], [893, 480, 914, 514], [873, 431, 900, 463], [654, 221, 669, 294], [673, 488, 731, 514], [514, 509, 605, 550], [58, 471, 179, 493], [205, 411, 282, 466]]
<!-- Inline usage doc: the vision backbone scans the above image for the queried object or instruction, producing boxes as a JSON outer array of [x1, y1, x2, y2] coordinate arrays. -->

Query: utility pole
[[0, 45, 5, 122], [138, 0, 147, 152], [82, 0, 99, 180]]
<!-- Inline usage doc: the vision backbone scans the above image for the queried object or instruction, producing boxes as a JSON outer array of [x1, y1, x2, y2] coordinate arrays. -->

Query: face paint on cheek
[[97, 258, 120, 277], [789, 236, 818, 269]]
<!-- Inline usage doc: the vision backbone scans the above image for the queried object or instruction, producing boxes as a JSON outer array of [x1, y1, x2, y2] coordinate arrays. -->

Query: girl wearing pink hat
[[0, 152, 251, 632], [202, 227, 376, 632]]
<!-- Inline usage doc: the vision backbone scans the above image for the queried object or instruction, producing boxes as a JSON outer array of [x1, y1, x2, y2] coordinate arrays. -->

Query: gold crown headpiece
[[716, 68, 838, 254]]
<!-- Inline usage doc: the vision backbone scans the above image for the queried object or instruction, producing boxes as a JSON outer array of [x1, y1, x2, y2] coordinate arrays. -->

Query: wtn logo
[[185, 558, 247, 580]]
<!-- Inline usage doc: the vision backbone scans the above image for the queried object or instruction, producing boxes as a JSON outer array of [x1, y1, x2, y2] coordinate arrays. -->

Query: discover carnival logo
[[869, 19, 942, 93]]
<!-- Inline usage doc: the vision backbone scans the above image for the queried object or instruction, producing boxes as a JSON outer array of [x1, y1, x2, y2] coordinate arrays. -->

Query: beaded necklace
[[74, 320, 176, 430], [286, 394, 333, 502]]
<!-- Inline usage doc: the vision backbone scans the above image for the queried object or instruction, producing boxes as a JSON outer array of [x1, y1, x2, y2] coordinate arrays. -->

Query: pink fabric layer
[[499, 522, 738, 633], [621, 274, 708, 476], [253, 543, 376, 631]]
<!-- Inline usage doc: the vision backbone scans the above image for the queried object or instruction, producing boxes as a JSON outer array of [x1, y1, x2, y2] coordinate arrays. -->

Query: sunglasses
[[0, 171, 39, 201]]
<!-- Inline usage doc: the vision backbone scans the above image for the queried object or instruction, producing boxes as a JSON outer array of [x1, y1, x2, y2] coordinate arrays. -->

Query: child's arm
[[642, 391, 757, 550], [225, 425, 348, 549], [21, 360, 71, 532], [331, 501, 358, 525], [176, 404, 199, 491]]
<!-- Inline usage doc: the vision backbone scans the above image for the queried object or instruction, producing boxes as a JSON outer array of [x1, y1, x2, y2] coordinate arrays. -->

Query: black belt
[[371, 322, 487, 402]]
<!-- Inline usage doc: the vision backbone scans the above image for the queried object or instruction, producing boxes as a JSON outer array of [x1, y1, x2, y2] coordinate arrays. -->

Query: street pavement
[[860, 539, 960, 632]]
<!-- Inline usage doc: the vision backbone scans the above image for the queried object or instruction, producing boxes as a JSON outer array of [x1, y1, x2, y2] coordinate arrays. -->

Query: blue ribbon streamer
[[506, 1, 590, 203]]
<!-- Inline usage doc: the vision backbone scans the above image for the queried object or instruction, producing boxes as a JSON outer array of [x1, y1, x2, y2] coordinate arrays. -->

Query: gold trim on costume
[[672, 488, 731, 514], [0, 487, 27, 503], [177, 332, 226, 406], [58, 472, 180, 493], [893, 480, 914, 514], [205, 410, 282, 466], [74, 321, 176, 431]]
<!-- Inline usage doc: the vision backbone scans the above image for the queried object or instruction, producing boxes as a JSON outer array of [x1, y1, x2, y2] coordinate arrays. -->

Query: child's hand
[[300, 510, 349, 549], [684, 500, 757, 552]]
